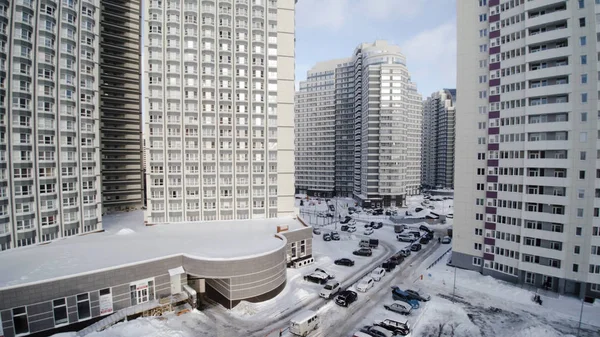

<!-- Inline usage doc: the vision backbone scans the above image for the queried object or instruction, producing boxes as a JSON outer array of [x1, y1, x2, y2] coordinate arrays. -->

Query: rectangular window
[[53, 298, 68, 326], [581, 74, 587, 84], [581, 55, 587, 64], [77, 293, 91, 320], [580, 36, 587, 46], [12, 307, 29, 335]]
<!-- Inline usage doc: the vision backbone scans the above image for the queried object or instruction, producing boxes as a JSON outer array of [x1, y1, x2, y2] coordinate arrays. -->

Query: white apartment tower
[[421, 89, 456, 190], [144, 0, 296, 223], [295, 41, 422, 207], [455, 0, 600, 298], [0, 0, 103, 251]]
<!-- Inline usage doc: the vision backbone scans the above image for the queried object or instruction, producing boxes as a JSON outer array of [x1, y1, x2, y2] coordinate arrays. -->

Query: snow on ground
[[0, 211, 304, 288], [228, 231, 389, 321], [53, 310, 215, 337]]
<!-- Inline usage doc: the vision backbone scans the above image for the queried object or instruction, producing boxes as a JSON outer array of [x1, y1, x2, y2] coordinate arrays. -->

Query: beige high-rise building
[[0, 0, 103, 251], [455, 0, 600, 299], [144, 0, 296, 223], [295, 41, 422, 207]]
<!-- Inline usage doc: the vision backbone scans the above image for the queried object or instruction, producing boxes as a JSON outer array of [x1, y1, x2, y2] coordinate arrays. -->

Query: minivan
[[290, 310, 319, 336]]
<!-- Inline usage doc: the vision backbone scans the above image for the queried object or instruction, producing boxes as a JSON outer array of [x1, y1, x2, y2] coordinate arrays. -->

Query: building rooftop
[[0, 211, 305, 289]]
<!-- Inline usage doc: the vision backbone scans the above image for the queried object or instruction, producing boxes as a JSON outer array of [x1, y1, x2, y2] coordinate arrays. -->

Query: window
[[578, 0, 584, 8], [473, 257, 482, 266], [578, 189, 585, 198], [579, 170, 586, 179], [574, 245, 581, 254], [12, 307, 29, 335], [77, 293, 91, 320], [580, 132, 587, 142], [581, 74, 588, 84], [582, 93, 588, 103], [581, 55, 587, 64], [580, 36, 587, 46], [579, 17, 586, 26], [573, 264, 579, 272], [576, 227, 583, 235], [53, 298, 68, 326], [581, 112, 588, 122]]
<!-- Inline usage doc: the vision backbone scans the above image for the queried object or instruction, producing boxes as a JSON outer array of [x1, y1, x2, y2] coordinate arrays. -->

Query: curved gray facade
[[0, 228, 311, 337]]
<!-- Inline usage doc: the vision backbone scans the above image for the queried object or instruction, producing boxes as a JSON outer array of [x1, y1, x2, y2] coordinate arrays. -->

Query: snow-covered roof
[[0, 211, 306, 289]]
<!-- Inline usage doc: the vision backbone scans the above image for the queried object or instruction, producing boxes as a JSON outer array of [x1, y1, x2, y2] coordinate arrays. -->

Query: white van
[[290, 310, 319, 336]]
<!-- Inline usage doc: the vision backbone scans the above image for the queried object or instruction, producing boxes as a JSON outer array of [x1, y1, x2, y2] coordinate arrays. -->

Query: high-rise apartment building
[[295, 41, 422, 206], [0, 0, 103, 251], [455, 0, 600, 298], [421, 89, 456, 190], [99, 0, 143, 213], [144, 0, 296, 223]]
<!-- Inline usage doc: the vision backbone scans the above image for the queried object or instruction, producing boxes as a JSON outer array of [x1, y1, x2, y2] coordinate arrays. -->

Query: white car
[[356, 277, 375, 292], [319, 280, 341, 299], [347, 226, 357, 233], [371, 267, 386, 281], [364, 228, 374, 235]]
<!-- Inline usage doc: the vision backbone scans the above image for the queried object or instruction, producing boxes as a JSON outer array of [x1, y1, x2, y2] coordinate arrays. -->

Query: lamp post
[[576, 282, 586, 337]]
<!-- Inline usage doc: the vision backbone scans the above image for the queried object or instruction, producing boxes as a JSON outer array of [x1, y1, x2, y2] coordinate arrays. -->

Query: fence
[[426, 248, 452, 270]]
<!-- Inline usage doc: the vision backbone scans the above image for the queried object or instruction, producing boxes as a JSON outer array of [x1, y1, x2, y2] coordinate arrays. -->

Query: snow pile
[[409, 297, 481, 337], [230, 301, 259, 317], [115, 228, 135, 236], [511, 326, 571, 337]]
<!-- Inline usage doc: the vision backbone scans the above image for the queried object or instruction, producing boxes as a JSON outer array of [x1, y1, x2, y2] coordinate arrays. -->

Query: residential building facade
[[99, 0, 143, 213], [421, 89, 456, 190], [0, 0, 103, 251], [454, 0, 600, 298], [144, 0, 296, 223], [295, 41, 423, 206]]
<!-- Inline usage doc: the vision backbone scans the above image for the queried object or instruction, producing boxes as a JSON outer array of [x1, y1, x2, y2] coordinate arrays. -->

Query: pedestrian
[[438, 237, 441, 243]]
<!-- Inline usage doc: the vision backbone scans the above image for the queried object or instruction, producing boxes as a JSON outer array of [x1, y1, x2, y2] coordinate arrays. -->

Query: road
[[314, 240, 442, 337], [250, 238, 396, 336]]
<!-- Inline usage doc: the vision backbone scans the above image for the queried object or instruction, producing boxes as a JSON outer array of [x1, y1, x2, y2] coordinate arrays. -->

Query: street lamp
[[576, 282, 586, 337]]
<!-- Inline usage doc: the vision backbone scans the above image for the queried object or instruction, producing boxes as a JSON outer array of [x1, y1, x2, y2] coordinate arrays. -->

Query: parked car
[[383, 301, 412, 315], [424, 232, 434, 240], [319, 280, 341, 299], [329, 204, 335, 212], [289, 310, 319, 337], [405, 289, 431, 302], [356, 277, 375, 292], [428, 205, 435, 210], [312, 228, 321, 235], [340, 216, 352, 224], [381, 260, 396, 272], [410, 243, 422, 252], [415, 207, 423, 213], [371, 267, 386, 281], [408, 230, 421, 238], [372, 209, 384, 216], [365, 222, 374, 228], [394, 224, 407, 233], [353, 248, 373, 257], [385, 211, 392, 216], [317, 212, 327, 218], [419, 237, 430, 245], [347, 226, 357, 233], [359, 325, 393, 337], [331, 231, 340, 241], [334, 258, 355, 266], [323, 233, 331, 241], [399, 248, 411, 257], [374, 319, 410, 336], [419, 224, 432, 233], [364, 228, 374, 235], [373, 222, 383, 229], [304, 268, 335, 284], [326, 213, 334, 218], [389, 253, 405, 265], [442, 236, 452, 244], [341, 225, 349, 231], [397, 234, 414, 242], [335, 290, 358, 307], [391, 287, 420, 309]]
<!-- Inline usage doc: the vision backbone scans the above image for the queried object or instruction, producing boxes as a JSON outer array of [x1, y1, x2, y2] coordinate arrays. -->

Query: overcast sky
[[295, 0, 457, 97]]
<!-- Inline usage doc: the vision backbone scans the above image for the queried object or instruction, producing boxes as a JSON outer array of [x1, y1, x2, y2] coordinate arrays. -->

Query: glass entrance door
[[136, 287, 149, 304]]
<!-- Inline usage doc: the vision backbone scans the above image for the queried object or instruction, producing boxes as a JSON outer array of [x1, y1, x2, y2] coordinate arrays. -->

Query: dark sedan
[[335, 290, 358, 307], [410, 243, 422, 251], [334, 258, 355, 266]]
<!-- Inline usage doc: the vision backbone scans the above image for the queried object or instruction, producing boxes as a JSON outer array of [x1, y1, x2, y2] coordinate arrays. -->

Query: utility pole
[[577, 282, 585, 337], [452, 265, 457, 302]]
